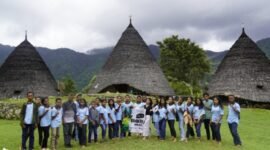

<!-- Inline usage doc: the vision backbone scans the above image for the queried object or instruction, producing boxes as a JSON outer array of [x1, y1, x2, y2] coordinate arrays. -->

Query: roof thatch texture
[[89, 22, 175, 96], [0, 39, 58, 98], [208, 28, 270, 102]]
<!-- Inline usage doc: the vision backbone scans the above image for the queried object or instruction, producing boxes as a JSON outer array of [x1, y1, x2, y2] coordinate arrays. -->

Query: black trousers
[[78, 124, 87, 146], [186, 124, 195, 138], [108, 123, 115, 139], [204, 119, 215, 140], [40, 126, 50, 148], [63, 123, 74, 145], [37, 124, 42, 146], [168, 120, 176, 138], [21, 124, 35, 150]]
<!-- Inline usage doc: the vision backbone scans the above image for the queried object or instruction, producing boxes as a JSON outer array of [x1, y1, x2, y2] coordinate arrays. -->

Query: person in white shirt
[[158, 98, 168, 140], [211, 96, 224, 144], [76, 98, 89, 148], [99, 99, 109, 140], [193, 98, 205, 140], [227, 95, 242, 146], [50, 98, 63, 150], [38, 97, 52, 150], [167, 97, 177, 142], [107, 98, 117, 139]]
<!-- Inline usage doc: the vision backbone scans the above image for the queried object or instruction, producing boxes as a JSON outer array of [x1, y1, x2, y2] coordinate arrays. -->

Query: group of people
[[20, 92, 242, 150]]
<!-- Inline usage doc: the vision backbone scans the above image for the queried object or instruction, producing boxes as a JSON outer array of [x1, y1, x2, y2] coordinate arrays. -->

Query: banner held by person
[[130, 108, 146, 133]]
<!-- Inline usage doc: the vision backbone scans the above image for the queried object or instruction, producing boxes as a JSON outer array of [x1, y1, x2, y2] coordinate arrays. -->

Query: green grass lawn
[[0, 107, 270, 150]]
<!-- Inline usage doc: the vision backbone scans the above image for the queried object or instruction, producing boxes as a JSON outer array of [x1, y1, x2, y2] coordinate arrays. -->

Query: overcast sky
[[0, 0, 269, 52]]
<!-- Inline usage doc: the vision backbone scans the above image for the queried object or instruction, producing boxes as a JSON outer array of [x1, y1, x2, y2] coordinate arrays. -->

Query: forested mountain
[[0, 38, 269, 90]]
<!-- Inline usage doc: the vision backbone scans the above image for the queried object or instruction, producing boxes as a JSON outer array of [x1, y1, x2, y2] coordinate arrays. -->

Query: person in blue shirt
[[99, 99, 109, 141], [38, 97, 52, 150], [34, 96, 43, 147], [202, 92, 214, 140], [193, 98, 205, 140], [51, 97, 63, 150], [73, 94, 82, 142], [133, 95, 145, 109], [107, 98, 116, 139], [152, 98, 160, 139], [88, 101, 99, 143], [115, 96, 124, 138], [227, 95, 242, 146], [211, 96, 224, 144], [76, 98, 89, 148], [176, 96, 186, 142], [20, 91, 39, 150], [185, 97, 195, 139], [158, 98, 167, 140], [167, 97, 177, 142], [122, 95, 133, 137]]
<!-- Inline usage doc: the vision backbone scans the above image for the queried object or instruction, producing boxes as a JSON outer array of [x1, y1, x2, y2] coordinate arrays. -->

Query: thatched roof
[[208, 28, 270, 102], [88, 21, 175, 96], [0, 37, 58, 98]]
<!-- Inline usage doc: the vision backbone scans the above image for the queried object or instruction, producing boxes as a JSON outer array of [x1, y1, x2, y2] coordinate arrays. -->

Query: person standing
[[193, 98, 205, 141], [158, 98, 167, 141], [62, 93, 77, 148], [107, 98, 116, 139], [51, 98, 63, 150], [115, 96, 124, 138], [227, 95, 242, 146], [122, 95, 133, 137], [176, 96, 186, 142], [167, 97, 177, 142], [38, 97, 52, 150], [20, 91, 39, 150], [34, 96, 43, 147], [185, 97, 195, 139], [211, 97, 224, 144], [142, 98, 153, 140], [73, 94, 82, 141], [76, 98, 89, 148], [88, 101, 99, 143], [202, 93, 214, 140], [152, 98, 160, 139], [99, 99, 109, 141]]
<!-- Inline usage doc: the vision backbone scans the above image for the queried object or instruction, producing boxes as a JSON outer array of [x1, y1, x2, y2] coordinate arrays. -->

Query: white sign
[[129, 108, 146, 133]]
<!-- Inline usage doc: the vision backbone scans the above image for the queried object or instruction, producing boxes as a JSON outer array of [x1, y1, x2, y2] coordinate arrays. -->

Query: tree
[[60, 75, 77, 95], [157, 35, 211, 95]]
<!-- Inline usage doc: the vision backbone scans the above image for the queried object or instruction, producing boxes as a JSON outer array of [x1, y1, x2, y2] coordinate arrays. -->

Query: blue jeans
[[178, 115, 185, 139], [159, 119, 166, 140], [195, 120, 202, 138], [115, 120, 123, 137], [100, 124, 107, 140], [228, 123, 242, 145], [153, 122, 160, 136], [21, 124, 35, 150], [88, 123, 98, 143]]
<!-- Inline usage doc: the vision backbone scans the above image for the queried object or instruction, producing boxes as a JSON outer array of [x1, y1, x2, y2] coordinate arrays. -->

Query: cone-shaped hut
[[0, 35, 58, 98], [89, 20, 175, 96], [208, 28, 270, 103]]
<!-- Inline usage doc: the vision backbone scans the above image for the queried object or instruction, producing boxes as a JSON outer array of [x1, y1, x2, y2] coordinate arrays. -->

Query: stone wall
[[0, 102, 21, 120]]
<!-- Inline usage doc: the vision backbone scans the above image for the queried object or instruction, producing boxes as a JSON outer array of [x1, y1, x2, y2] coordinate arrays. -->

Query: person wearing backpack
[[227, 95, 242, 146]]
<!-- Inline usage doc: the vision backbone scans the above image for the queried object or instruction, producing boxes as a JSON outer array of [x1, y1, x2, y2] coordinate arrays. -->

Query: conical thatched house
[[0, 35, 58, 98], [208, 28, 270, 103], [89, 20, 175, 96]]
